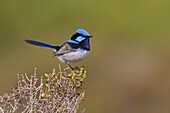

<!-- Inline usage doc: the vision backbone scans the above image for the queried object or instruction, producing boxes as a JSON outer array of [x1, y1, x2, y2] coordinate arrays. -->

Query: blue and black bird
[[25, 29, 93, 68]]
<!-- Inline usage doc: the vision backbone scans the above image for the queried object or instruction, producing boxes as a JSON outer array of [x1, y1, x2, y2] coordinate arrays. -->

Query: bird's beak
[[89, 36, 93, 38]]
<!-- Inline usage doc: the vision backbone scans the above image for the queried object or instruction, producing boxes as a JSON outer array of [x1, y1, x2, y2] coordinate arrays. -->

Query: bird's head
[[66, 29, 93, 44]]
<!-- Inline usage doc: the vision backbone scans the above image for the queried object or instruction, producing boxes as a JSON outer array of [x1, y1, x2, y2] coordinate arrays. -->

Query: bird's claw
[[64, 65, 80, 72]]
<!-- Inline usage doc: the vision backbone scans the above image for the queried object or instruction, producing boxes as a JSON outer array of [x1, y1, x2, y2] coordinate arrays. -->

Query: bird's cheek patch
[[75, 36, 85, 42]]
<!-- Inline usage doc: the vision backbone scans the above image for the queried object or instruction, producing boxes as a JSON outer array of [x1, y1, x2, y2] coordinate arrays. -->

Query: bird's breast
[[57, 48, 89, 63]]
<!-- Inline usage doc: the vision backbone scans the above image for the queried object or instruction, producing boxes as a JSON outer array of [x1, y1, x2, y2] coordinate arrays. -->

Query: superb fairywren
[[25, 29, 93, 69]]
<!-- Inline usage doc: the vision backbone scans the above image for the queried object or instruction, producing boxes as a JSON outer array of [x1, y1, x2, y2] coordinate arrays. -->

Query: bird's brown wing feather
[[54, 43, 77, 56]]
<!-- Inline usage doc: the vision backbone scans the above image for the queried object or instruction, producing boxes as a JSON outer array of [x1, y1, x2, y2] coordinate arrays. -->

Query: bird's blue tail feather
[[25, 39, 59, 50]]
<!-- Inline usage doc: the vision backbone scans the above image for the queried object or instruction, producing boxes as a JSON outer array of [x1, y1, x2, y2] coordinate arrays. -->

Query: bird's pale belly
[[57, 48, 89, 63]]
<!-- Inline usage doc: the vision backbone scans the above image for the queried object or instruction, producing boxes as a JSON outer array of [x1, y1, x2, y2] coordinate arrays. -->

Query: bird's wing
[[54, 43, 77, 56]]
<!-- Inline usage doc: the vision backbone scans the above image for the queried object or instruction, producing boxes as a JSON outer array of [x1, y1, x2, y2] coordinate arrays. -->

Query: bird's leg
[[64, 63, 73, 71], [64, 63, 80, 72], [67, 63, 73, 70], [67, 64, 80, 71]]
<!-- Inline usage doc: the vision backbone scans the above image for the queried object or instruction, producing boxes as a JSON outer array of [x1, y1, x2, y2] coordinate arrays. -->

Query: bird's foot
[[63, 67, 70, 71], [64, 64, 80, 72], [73, 66, 80, 71]]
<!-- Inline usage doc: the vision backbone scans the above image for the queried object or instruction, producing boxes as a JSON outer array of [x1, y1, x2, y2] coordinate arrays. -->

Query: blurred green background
[[0, 0, 170, 113]]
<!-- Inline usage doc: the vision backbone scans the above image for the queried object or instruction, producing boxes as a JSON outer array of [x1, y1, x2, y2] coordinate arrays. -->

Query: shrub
[[0, 65, 86, 113]]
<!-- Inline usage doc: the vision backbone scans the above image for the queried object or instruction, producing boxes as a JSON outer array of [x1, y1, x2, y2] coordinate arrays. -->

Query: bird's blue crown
[[76, 29, 90, 36]]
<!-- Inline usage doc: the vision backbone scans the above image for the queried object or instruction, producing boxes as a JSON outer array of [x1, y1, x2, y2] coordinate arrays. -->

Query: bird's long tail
[[25, 39, 60, 51]]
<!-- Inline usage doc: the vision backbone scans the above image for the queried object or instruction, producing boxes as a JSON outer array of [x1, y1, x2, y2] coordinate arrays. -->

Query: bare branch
[[0, 66, 86, 113]]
